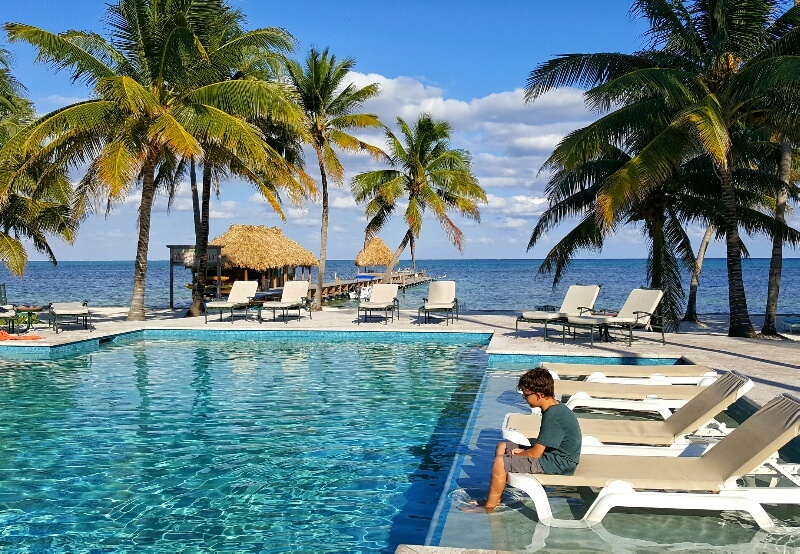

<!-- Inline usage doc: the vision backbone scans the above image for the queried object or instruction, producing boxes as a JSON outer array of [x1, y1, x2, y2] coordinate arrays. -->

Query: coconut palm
[[286, 48, 384, 310], [2, 0, 302, 320], [179, 10, 312, 317], [762, 140, 797, 334], [682, 223, 715, 324], [0, 48, 77, 274], [531, 128, 800, 325], [352, 114, 486, 280], [525, 0, 800, 337]]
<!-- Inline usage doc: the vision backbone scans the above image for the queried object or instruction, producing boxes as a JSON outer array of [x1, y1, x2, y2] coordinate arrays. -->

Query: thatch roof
[[355, 237, 393, 267], [211, 225, 318, 270]]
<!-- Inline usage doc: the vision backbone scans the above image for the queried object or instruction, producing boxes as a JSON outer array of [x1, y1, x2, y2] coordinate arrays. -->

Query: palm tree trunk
[[127, 153, 157, 321], [762, 140, 790, 335], [410, 234, 416, 271], [720, 164, 756, 337], [382, 229, 413, 284], [312, 146, 328, 311], [187, 163, 212, 317], [683, 223, 714, 323], [190, 157, 200, 236]]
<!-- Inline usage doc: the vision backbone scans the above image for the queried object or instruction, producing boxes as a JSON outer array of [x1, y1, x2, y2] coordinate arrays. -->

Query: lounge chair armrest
[[422, 297, 428, 302], [578, 306, 593, 314], [633, 310, 655, 323], [82, 300, 89, 306]]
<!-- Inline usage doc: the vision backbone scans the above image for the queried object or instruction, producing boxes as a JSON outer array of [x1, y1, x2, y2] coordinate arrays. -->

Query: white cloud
[[484, 194, 548, 217], [492, 217, 528, 229], [210, 200, 239, 219]]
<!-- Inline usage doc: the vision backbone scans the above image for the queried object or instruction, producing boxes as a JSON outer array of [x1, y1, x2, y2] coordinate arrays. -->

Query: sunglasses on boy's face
[[522, 391, 540, 399]]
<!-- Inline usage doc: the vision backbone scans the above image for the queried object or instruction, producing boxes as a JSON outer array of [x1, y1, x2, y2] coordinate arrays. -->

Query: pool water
[[0, 338, 487, 553]]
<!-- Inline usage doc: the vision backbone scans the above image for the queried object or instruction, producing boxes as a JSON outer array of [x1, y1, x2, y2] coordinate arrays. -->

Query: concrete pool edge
[[0, 328, 493, 359]]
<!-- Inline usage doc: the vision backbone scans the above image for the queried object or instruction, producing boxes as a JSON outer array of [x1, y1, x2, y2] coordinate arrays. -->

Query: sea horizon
[[2, 258, 798, 316]]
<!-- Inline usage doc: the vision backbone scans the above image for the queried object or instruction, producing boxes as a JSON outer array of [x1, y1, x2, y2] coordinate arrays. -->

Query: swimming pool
[[0, 335, 488, 552]]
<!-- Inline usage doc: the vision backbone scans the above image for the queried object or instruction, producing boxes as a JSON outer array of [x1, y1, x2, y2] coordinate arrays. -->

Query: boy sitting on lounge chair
[[463, 368, 582, 512]]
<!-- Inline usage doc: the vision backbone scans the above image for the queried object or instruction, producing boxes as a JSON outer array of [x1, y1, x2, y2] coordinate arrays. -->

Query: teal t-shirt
[[535, 402, 582, 475]]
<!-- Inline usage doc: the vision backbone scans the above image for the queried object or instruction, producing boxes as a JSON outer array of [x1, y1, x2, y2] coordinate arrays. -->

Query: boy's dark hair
[[518, 368, 555, 398]]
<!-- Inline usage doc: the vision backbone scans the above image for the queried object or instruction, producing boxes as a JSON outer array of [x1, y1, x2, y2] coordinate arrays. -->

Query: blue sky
[[3, 0, 797, 261]]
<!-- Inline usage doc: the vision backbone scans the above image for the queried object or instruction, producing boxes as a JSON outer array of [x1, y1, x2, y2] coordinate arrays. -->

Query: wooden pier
[[299, 271, 434, 301]]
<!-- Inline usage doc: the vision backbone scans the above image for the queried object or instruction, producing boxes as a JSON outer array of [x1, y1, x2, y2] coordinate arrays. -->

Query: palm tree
[[352, 114, 486, 280], [178, 9, 312, 317], [2, 0, 301, 320], [525, 0, 800, 337], [531, 117, 799, 326], [0, 48, 77, 274], [762, 140, 794, 334], [286, 48, 384, 310], [682, 223, 715, 324]]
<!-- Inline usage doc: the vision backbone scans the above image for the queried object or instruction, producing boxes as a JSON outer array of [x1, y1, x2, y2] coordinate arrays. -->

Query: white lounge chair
[[49, 301, 91, 333], [258, 280, 311, 323], [565, 288, 665, 347], [0, 304, 17, 333], [503, 370, 752, 451], [204, 280, 258, 323], [418, 280, 458, 325], [357, 284, 399, 324], [553, 379, 714, 415], [542, 361, 719, 385], [515, 284, 600, 339], [506, 393, 800, 529]]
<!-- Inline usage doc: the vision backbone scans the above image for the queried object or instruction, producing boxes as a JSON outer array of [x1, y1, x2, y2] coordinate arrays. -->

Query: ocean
[[1, 258, 798, 315]]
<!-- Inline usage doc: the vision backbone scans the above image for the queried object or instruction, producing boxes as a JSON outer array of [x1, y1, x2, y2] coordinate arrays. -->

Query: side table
[[15, 305, 45, 333]]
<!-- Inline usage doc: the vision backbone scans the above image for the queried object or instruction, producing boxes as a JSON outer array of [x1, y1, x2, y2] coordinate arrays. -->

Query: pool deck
[[3, 306, 799, 554]]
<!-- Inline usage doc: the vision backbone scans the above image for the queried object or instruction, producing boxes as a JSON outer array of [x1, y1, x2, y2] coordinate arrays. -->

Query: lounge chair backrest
[[428, 281, 456, 304], [368, 284, 398, 304], [700, 393, 800, 479], [280, 280, 309, 303], [560, 285, 601, 314], [227, 281, 258, 303], [664, 370, 749, 437], [616, 288, 664, 323]]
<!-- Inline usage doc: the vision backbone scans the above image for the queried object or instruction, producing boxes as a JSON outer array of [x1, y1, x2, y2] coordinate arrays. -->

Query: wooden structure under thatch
[[355, 237, 393, 270], [210, 225, 318, 289]]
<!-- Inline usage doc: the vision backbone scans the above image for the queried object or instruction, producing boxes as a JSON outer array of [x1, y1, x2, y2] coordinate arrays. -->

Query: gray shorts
[[502, 442, 544, 474]]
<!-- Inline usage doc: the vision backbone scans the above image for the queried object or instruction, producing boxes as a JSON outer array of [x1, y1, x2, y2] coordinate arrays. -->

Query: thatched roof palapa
[[355, 237, 393, 267], [211, 225, 318, 270]]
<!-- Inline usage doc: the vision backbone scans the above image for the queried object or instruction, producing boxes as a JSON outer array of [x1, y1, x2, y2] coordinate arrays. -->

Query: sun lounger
[[542, 361, 718, 384], [554, 379, 710, 401], [554, 380, 716, 417], [49, 301, 91, 333], [515, 284, 600, 339], [552, 378, 721, 420], [357, 284, 399, 324], [418, 281, 458, 325], [204, 280, 258, 323], [565, 288, 665, 346], [503, 370, 751, 448], [506, 393, 800, 529], [258, 280, 311, 323], [0, 304, 16, 333]]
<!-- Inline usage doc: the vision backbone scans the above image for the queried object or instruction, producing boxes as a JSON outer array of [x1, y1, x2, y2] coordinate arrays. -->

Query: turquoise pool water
[[0, 337, 488, 552]]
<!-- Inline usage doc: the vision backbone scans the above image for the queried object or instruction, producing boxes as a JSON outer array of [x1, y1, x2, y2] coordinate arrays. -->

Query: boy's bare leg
[[484, 441, 509, 510]]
